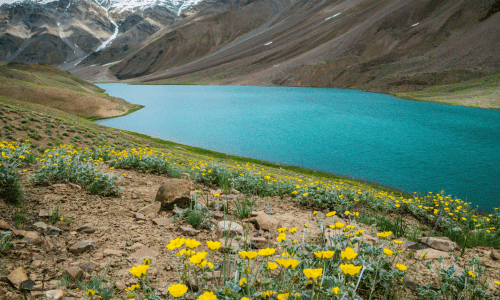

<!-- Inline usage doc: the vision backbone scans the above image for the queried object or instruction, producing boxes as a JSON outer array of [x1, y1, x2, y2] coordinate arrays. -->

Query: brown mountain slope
[[110, 0, 500, 105], [0, 62, 138, 119]]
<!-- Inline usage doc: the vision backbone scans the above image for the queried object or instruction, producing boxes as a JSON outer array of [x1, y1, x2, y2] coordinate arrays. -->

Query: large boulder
[[155, 179, 192, 211]]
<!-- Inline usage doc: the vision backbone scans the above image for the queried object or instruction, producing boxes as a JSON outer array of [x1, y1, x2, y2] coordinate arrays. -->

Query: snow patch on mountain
[[1, 0, 205, 15]]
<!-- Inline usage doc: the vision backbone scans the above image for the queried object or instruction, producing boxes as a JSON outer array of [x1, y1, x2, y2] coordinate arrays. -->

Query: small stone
[[38, 210, 51, 217], [250, 237, 274, 249], [137, 220, 145, 224], [135, 213, 146, 221], [418, 237, 459, 252], [217, 221, 243, 237], [115, 280, 127, 290], [69, 240, 97, 254], [64, 267, 83, 282], [47, 225, 61, 236], [128, 243, 145, 251], [0, 219, 10, 230], [77, 223, 95, 234], [33, 222, 48, 231], [131, 193, 138, 199], [20, 279, 35, 291], [491, 249, 500, 260], [79, 261, 99, 271], [315, 211, 326, 219], [67, 183, 82, 190], [211, 211, 224, 219], [137, 202, 162, 218], [103, 249, 124, 257], [7, 267, 29, 290], [152, 217, 173, 226], [178, 226, 200, 236], [415, 248, 451, 259], [250, 211, 281, 232], [21, 231, 40, 245], [45, 289, 64, 300], [31, 260, 44, 268], [129, 247, 159, 264], [181, 173, 190, 180]]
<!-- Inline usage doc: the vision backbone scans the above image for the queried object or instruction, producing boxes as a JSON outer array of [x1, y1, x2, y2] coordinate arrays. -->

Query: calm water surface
[[96, 84, 500, 210]]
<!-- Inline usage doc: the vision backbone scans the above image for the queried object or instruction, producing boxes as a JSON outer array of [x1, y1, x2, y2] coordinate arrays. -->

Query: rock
[[103, 249, 124, 257], [31, 260, 44, 268], [217, 221, 243, 237], [152, 217, 173, 226], [67, 183, 82, 190], [7, 267, 29, 290], [21, 231, 40, 245], [218, 238, 240, 253], [129, 247, 159, 264], [42, 236, 55, 250], [250, 237, 275, 249], [64, 267, 83, 282], [135, 213, 146, 221], [491, 249, 500, 260], [115, 280, 127, 290], [128, 243, 145, 251], [181, 173, 191, 180], [178, 226, 200, 236], [79, 261, 99, 271], [19, 279, 35, 291], [76, 223, 95, 234], [38, 210, 51, 217], [131, 193, 138, 199], [155, 179, 192, 211], [137, 202, 162, 218], [45, 289, 64, 299], [33, 222, 48, 230], [415, 248, 451, 259], [69, 240, 97, 254], [250, 211, 281, 232], [47, 225, 61, 236], [315, 211, 326, 219], [418, 237, 459, 252], [211, 211, 224, 219], [137, 220, 145, 224], [0, 219, 10, 230]]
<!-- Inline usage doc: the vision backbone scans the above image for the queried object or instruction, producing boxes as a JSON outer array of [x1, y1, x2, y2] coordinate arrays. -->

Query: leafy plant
[[234, 196, 257, 219], [0, 232, 14, 256], [377, 215, 408, 238]]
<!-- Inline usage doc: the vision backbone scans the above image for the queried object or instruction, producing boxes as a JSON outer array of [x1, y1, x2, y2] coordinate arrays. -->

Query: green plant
[[234, 196, 257, 219], [173, 201, 211, 228], [0, 164, 23, 204], [0, 232, 14, 255], [78, 265, 116, 299], [14, 204, 27, 229], [376, 215, 408, 238], [49, 207, 60, 224]]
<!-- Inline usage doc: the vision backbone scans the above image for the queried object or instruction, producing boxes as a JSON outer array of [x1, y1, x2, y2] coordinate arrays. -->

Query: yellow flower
[[355, 230, 364, 237], [200, 260, 214, 269], [314, 250, 335, 260], [396, 264, 407, 271], [468, 270, 476, 278], [303, 193, 309, 197], [331, 287, 340, 295], [393, 240, 404, 245], [197, 291, 217, 300], [326, 211, 336, 217], [258, 248, 276, 257], [185, 238, 201, 249], [383, 248, 393, 256], [214, 193, 220, 197], [277, 233, 287, 242], [267, 262, 278, 270], [339, 264, 362, 276], [167, 238, 185, 250], [206, 241, 222, 251], [142, 258, 151, 265], [168, 284, 188, 298], [278, 227, 287, 233], [110, 167, 114, 170], [313, 211, 317, 215], [276, 258, 300, 269], [189, 252, 207, 265], [495, 281, 500, 286], [341, 247, 358, 261], [86, 289, 95, 296], [344, 211, 350, 215], [304, 223, 309, 228], [238, 251, 258, 260], [335, 222, 345, 229], [241, 298, 250, 300], [377, 231, 392, 239], [289, 228, 297, 233], [129, 264, 149, 278], [303, 268, 323, 280], [277, 293, 290, 300], [239, 278, 247, 286]]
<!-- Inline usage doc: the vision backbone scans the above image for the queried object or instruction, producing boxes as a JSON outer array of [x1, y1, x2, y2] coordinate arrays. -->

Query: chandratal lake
[[96, 84, 500, 210]]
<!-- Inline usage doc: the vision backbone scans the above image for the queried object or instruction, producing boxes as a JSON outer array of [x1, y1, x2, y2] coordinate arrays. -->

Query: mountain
[[105, 0, 500, 95], [0, 0, 198, 68]]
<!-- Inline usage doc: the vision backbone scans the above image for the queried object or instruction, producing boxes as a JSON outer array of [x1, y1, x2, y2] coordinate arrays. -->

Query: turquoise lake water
[[96, 84, 500, 210]]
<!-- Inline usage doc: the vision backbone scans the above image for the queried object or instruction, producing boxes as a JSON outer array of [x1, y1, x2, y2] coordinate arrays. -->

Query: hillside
[[103, 0, 500, 109], [0, 62, 140, 119], [0, 95, 500, 300]]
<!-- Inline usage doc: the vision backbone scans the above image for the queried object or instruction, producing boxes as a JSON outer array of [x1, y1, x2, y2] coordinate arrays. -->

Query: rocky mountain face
[[107, 0, 500, 93], [0, 0, 183, 67]]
